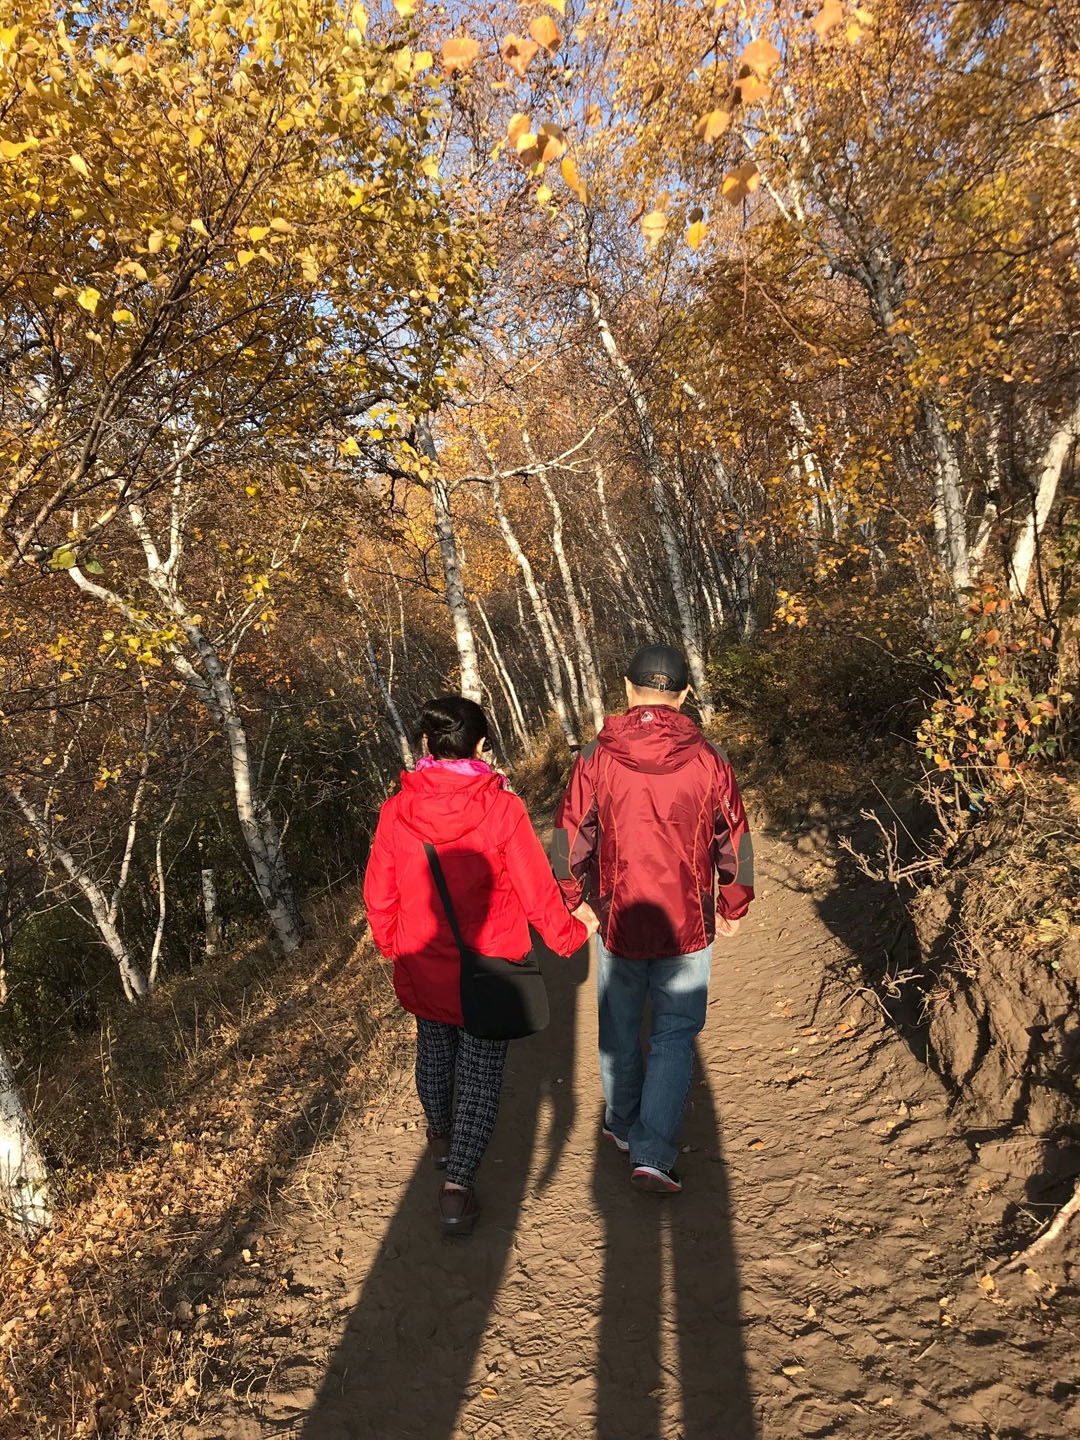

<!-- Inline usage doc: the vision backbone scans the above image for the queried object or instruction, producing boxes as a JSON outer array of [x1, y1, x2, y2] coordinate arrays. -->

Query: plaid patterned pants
[[415, 1018, 509, 1188]]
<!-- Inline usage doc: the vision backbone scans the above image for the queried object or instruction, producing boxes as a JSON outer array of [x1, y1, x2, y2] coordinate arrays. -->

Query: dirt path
[[186, 836, 1079, 1440]]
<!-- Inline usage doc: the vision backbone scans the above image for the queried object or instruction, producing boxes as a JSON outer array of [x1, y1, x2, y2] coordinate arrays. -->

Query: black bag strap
[[423, 842, 469, 962]]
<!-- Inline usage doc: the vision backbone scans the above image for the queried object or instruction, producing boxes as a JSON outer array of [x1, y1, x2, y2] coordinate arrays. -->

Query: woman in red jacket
[[363, 695, 597, 1234]]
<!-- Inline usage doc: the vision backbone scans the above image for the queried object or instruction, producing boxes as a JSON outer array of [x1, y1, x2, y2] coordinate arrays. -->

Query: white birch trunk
[[6, 787, 150, 1000], [1009, 396, 1080, 599], [201, 868, 222, 959], [475, 598, 533, 754], [584, 281, 714, 717], [341, 569, 415, 769], [0, 1040, 52, 1240], [417, 421, 482, 702], [530, 454, 606, 733], [491, 474, 579, 745]]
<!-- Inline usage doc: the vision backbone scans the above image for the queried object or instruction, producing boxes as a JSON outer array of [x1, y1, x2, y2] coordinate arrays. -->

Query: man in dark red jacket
[[552, 643, 753, 1194]]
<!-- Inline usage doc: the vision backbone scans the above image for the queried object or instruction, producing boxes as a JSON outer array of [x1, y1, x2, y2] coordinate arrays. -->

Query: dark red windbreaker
[[363, 764, 587, 1025], [552, 707, 754, 961]]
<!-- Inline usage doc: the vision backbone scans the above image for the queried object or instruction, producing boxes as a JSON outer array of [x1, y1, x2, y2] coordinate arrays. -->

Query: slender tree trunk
[[201, 867, 222, 959], [67, 523, 305, 956], [6, 787, 149, 999], [340, 571, 415, 769], [1009, 396, 1080, 600], [530, 452, 606, 733], [490, 473, 578, 744], [417, 420, 482, 702], [0, 1039, 52, 1240], [475, 598, 533, 754], [584, 276, 714, 717]]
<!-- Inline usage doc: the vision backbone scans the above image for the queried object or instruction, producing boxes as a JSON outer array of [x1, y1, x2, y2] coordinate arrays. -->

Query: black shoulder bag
[[423, 843, 549, 1041]]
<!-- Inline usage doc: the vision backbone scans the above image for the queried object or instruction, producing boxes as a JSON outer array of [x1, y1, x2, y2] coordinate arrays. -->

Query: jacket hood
[[395, 765, 507, 844], [597, 706, 706, 775]]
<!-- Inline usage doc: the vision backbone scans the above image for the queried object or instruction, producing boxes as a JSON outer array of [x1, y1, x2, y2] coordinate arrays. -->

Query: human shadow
[[297, 929, 588, 1440], [592, 900, 757, 1440]]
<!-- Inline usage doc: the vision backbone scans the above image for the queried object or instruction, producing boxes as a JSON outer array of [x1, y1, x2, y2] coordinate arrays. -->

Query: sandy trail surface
[[187, 835, 1079, 1440]]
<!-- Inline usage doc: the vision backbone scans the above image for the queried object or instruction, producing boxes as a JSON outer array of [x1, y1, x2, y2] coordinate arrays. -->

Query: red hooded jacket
[[552, 707, 754, 961], [363, 763, 588, 1025]]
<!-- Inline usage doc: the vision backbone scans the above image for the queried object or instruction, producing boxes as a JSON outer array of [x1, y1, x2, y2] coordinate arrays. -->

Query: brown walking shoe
[[427, 1131, 450, 1170], [439, 1183, 480, 1236]]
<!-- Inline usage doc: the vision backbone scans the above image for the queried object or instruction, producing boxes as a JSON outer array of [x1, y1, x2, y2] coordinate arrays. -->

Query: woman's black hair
[[416, 694, 489, 760]]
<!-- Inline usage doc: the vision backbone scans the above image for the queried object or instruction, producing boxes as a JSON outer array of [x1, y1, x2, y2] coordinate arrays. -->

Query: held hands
[[715, 914, 741, 938], [572, 901, 600, 939]]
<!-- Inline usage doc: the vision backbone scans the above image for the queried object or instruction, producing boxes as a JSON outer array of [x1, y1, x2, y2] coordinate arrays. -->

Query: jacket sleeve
[[362, 801, 400, 958], [712, 758, 754, 921], [550, 745, 600, 908], [502, 800, 589, 956]]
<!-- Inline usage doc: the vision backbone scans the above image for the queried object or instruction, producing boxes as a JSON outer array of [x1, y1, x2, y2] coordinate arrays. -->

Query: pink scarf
[[415, 755, 506, 785]]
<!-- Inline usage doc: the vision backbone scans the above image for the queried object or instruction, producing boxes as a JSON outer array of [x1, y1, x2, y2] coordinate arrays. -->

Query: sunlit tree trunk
[[583, 275, 714, 720], [526, 438, 606, 733], [1009, 396, 1080, 601], [6, 786, 149, 999], [417, 420, 482, 702], [0, 1040, 52, 1241], [490, 473, 578, 744]]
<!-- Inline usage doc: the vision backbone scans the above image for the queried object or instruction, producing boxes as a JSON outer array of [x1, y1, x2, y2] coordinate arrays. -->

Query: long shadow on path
[[298, 937, 587, 1440], [593, 1042, 757, 1440], [298, 941, 755, 1439]]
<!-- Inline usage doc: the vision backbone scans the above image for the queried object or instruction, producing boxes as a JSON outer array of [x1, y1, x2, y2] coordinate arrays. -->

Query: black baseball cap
[[626, 643, 690, 693]]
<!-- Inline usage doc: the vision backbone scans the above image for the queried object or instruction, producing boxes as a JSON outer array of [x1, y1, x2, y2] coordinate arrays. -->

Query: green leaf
[[50, 546, 77, 570], [84, 558, 104, 575]]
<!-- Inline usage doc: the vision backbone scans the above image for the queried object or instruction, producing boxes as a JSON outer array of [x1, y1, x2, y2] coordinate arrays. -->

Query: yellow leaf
[[270, 217, 294, 233], [441, 36, 481, 72], [0, 138, 37, 160], [544, 0, 566, 12], [979, 1273, 996, 1293], [248, 225, 271, 241], [77, 287, 102, 313], [187, 126, 206, 148], [500, 34, 539, 79], [69, 153, 90, 178], [585, 103, 603, 127], [237, 250, 256, 266], [996, 750, 1011, 770], [694, 108, 730, 142], [560, 155, 587, 203], [480, 1387, 498, 1401], [190, 218, 210, 238], [350, 1, 368, 34], [413, 50, 433, 70], [508, 112, 532, 147], [853, 6, 877, 22], [111, 308, 134, 323], [811, 0, 844, 37], [393, 0, 416, 15], [686, 220, 707, 250], [722, 162, 761, 205], [735, 76, 771, 104], [537, 122, 567, 163], [536, 183, 553, 204], [420, 155, 439, 179], [740, 39, 781, 76], [641, 209, 668, 249], [147, 229, 165, 254], [529, 14, 561, 53]]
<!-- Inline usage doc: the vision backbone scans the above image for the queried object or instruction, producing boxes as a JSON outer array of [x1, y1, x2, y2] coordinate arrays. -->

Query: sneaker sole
[[602, 1128, 630, 1153], [631, 1166, 682, 1194]]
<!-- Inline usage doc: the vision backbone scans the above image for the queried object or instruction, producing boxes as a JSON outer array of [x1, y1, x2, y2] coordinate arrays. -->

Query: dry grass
[[0, 889, 407, 1440]]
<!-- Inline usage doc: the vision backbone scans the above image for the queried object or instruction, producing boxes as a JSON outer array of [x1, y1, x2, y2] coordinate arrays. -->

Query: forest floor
[[180, 831, 1080, 1440]]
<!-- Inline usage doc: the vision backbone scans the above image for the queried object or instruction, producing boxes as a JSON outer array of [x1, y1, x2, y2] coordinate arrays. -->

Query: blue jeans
[[596, 939, 711, 1173]]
